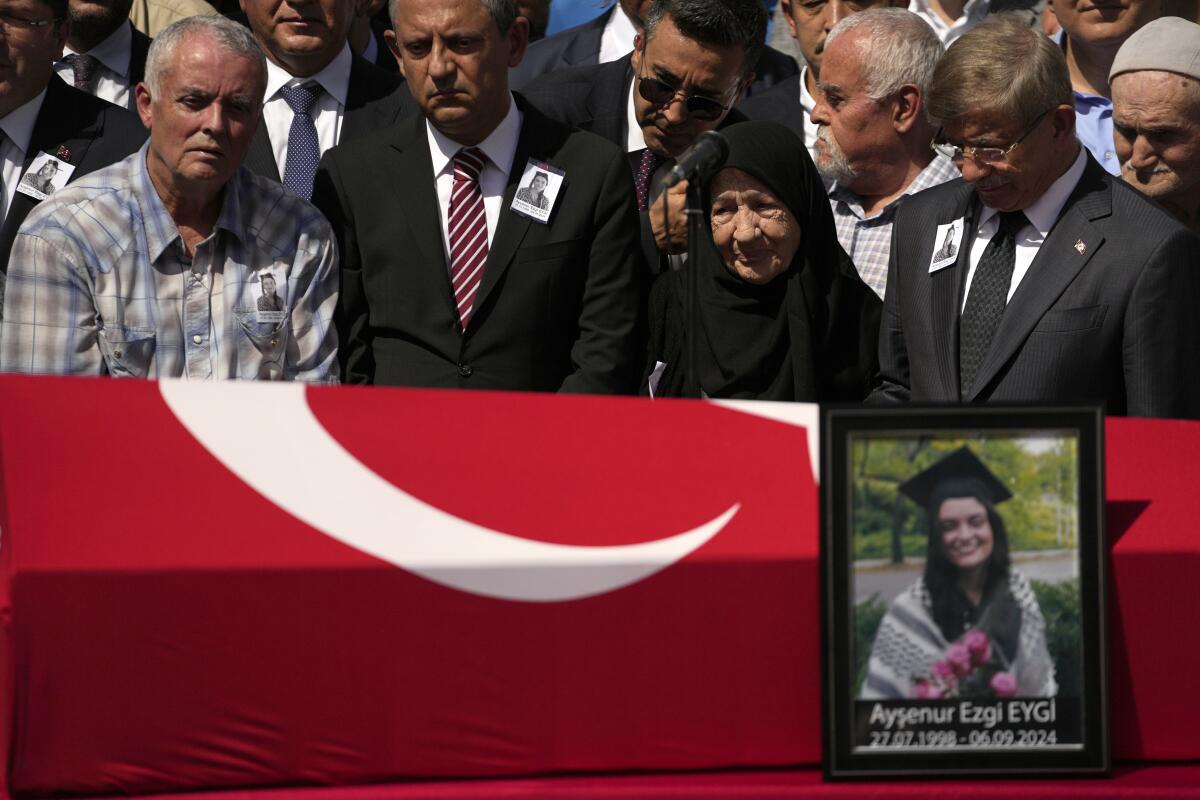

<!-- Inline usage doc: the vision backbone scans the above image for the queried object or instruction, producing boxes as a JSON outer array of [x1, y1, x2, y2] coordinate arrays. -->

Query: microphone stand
[[682, 177, 705, 399]]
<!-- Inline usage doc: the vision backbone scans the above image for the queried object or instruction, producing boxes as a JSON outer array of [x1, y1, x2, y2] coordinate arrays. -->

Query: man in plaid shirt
[[810, 9, 957, 299], [0, 16, 338, 381]]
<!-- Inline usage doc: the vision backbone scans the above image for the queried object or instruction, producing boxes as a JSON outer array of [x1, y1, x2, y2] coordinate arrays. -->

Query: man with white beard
[[809, 8, 956, 298]]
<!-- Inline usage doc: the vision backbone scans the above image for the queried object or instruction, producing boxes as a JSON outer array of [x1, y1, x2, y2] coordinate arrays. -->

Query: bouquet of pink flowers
[[911, 629, 1018, 699]]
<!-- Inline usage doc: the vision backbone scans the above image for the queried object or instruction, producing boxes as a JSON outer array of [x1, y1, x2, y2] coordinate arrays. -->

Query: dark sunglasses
[[636, 74, 732, 122]]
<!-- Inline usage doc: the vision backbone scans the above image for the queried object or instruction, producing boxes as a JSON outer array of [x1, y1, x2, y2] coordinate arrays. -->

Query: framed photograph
[[821, 406, 1107, 778]]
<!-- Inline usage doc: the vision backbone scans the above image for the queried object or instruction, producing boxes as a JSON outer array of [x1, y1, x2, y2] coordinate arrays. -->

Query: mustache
[[1122, 159, 1172, 178], [814, 125, 857, 183]]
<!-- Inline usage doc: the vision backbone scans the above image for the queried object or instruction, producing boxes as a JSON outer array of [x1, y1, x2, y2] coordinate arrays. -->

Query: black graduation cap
[[898, 446, 1012, 511]]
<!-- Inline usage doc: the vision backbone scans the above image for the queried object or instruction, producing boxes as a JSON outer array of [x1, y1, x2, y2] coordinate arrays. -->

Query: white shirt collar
[[265, 43, 353, 108], [600, 3, 639, 64], [0, 88, 48, 154], [798, 65, 816, 114], [426, 93, 522, 178], [64, 20, 133, 77], [625, 76, 647, 153], [979, 145, 1088, 235]]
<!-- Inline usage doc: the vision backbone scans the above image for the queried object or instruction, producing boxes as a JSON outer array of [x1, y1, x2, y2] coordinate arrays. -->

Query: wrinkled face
[[938, 496, 994, 572], [240, 0, 355, 76], [0, 0, 68, 118], [710, 167, 802, 285], [630, 14, 746, 158], [941, 106, 1074, 212], [811, 31, 895, 188], [137, 34, 265, 193], [388, 0, 527, 145], [1052, 0, 1161, 48], [782, 0, 900, 75], [1112, 71, 1200, 208]]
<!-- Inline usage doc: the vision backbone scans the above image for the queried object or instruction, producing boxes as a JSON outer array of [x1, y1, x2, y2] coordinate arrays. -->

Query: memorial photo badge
[[510, 159, 564, 224], [18, 152, 75, 201], [928, 217, 965, 273], [252, 270, 287, 325]]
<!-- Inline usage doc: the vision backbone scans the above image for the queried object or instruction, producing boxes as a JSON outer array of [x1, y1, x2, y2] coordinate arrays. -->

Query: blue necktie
[[279, 82, 322, 200]]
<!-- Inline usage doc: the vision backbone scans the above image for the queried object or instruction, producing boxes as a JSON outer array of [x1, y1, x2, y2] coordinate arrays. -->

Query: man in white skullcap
[[1110, 17, 1200, 230]]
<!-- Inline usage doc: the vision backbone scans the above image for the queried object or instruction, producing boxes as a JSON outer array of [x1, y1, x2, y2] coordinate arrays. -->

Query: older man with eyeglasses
[[520, 0, 769, 274], [0, 0, 145, 283], [870, 14, 1200, 420]]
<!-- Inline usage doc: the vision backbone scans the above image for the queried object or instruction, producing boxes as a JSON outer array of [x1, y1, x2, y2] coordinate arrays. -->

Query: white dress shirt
[[907, 0, 991, 45], [56, 21, 136, 110], [598, 3, 640, 65], [262, 45, 352, 178], [0, 89, 48, 223], [798, 66, 818, 156], [961, 146, 1087, 311], [426, 95, 522, 264]]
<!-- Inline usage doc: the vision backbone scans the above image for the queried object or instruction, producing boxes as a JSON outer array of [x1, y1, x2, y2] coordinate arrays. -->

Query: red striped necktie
[[448, 147, 489, 328]]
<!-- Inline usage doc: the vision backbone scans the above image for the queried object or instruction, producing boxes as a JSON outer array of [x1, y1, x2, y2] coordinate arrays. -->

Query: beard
[[70, 1, 135, 52], [814, 125, 858, 186]]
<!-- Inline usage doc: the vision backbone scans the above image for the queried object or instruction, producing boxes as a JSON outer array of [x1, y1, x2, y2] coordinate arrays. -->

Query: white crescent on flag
[[160, 382, 744, 603]]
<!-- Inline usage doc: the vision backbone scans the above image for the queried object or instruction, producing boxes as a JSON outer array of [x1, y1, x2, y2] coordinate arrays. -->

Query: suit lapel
[[387, 114, 459, 322], [585, 55, 632, 143], [967, 160, 1110, 400], [128, 25, 151, 87], [0, 78, 102, 256], [927, 184, 977, 400], [470, 124, 540, 323], [244, 125, 280, 182]]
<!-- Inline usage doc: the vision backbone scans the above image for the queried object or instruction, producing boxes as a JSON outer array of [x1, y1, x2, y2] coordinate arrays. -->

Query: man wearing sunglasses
[[871, 15, 1200, 419], [521, 0, 767, 273], [0, 0, 146, 279]]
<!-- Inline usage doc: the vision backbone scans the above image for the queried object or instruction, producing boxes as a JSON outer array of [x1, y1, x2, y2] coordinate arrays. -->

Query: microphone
[[662, 131, 729, 189]]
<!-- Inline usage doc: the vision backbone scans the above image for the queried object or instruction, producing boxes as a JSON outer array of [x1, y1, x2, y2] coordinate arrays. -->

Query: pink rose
[[990, 671, 1018, 698], [946, 643, 972, 677], [932, 659, 957, 685], [963, 630, 991, 666], [912, 679, 944, 700]]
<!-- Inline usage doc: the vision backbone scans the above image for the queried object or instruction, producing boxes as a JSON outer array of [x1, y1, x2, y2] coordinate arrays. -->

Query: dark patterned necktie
[[279, 82, 322, 200], [62, 54, 100, 91], [959, 210, 1028, 398], [634, 148, 662, 212]]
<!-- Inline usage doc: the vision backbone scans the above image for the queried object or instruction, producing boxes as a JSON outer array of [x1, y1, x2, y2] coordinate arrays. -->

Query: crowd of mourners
[[0, 0, 1197, 418]]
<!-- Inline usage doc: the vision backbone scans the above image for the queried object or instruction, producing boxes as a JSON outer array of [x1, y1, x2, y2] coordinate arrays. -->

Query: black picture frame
[[821, 406, 1108, 778]]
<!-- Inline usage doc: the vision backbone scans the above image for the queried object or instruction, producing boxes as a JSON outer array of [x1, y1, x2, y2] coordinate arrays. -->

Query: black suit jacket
[[510, 5, 798, 97], [1, 76, 147, 273], [129, 23, 151, 87], [312, 94, 646, 393], [243, 53, 414, 182], [738, 72, 806, 134], [871, 154, 1200, 418], [521, 53, 749, 273]]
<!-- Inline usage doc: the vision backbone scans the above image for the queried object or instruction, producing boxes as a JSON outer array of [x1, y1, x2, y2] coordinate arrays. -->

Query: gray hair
[[643, 0, 767, 74], [145, 16, 266, 99], [927, 13, 1072, 129], [389, 0, 519, 34], [825, 9, 944, 102]]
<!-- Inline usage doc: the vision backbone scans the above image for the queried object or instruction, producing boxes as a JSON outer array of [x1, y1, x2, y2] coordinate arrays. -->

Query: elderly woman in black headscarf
[[643, 120, 880, 401], [861, 447, 1057, 700]]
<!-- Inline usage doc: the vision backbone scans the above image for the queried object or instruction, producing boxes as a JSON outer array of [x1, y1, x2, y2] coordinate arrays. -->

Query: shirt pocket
[[97, 324, 156, 378], [1032, 304, 1108, 334], [234, 309, 288, 380]]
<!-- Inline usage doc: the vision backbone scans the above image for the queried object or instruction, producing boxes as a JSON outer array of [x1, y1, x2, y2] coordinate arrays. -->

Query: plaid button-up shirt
[[829, 155, 960, 299], [1, 143, 338, 381]]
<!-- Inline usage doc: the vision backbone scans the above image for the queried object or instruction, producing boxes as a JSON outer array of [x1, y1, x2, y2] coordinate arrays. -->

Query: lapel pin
[[1074, 239, 1086, 255], [56, 145, 71, 160]]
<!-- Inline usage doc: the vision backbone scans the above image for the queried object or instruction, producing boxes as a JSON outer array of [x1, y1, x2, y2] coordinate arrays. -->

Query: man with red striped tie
[[313, 0, 646, 393]]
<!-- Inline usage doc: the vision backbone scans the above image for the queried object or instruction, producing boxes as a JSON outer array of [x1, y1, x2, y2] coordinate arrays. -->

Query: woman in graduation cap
[[861, 446, 1057, 699]]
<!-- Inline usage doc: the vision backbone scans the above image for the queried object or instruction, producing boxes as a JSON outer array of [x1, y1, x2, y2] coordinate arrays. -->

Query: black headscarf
[[645, 120, 880, 400]]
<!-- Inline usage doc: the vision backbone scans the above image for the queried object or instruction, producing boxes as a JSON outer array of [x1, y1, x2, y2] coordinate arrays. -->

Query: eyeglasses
[[636, 72, 734, 122], [931, 109, 1053, 165], [0, 12, 59, 31]]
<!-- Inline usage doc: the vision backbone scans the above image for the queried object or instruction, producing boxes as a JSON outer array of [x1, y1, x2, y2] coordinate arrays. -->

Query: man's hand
[[650, 180, 690, 255]]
